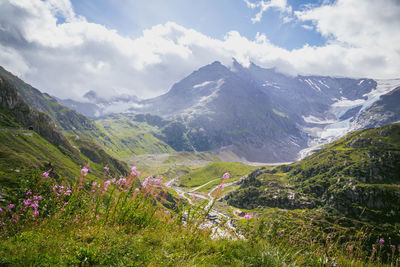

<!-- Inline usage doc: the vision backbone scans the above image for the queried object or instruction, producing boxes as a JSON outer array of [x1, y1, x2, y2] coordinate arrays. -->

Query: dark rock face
[[133, 61, 310, 162]]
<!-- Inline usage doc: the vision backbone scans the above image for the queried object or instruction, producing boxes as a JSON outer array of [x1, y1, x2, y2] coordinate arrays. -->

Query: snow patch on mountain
[[359, 79, 400, 112], [304, 79, 322, 92], [318, 79, 330, 88], [298, 79, 400, 159], [302, 115, 336, 124], [180, 79, 225, 119], [330, 98, 364, 118], [262, 81, 281, 89], [193, 81, 213, 89]]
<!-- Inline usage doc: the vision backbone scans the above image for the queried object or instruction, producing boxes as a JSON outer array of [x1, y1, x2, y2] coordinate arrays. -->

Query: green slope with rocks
[[227, 122, 400, 222], [0, 66, 175, 158], [0, 75, 128, 202]]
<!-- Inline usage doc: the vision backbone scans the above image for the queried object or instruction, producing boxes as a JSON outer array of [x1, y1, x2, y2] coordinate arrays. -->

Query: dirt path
[[169, 176, 246, 239]]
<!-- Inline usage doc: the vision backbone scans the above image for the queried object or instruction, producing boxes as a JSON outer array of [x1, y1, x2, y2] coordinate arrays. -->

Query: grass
[[0, 129, 81, 182], [94, 114, 175, 158], [0, 128, 130, 207], [124, 151, 220, 180], [234, 208, 399, 266], [0, 164, 399, 266], [179, 162, 257, 188]]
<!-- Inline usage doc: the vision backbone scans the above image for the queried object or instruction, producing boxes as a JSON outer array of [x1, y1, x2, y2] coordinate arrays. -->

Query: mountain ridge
[[92, 60, 399, 162], [7, 61, 400, 163]]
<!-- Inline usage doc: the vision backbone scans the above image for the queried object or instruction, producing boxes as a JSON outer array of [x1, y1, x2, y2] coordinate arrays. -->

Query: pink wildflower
[[26, 190, 32, 196], [104, 165, 109, 172], [191, 195, 195, 201], [179, 194, 184, 200], [33, 209, 39, 217], [30, 201, 39, 208], [164, 181, 172, 188], [23, 199, 31, 206], [112, 178, 116, 183], [117, 178, 126, 185], [92, 182, 97, 187], [81, 167, 88, 176], [131, 166, 136, 172], [0, 208, 2, 212], [43, 172, 49, 178], [37, 196, 42, 200], [136, 171, 141, 176], [348, 245, 354, 251], [154, 176, 163, 185], [142, 176, 152, 188], [379, 238, 385, 244], [52, 185, 58, 191], [222, 172, 230, 180], [135, 188, 140, 192], [104, 180, 111, 187], [244, 214, 252, 220], [218, 183, 224, 190], [7, 204, 15, 209], [65, 190, 72, 196]]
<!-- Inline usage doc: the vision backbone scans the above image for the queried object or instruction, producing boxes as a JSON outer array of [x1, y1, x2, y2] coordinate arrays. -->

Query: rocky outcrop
[[227, 123, 400, 223]]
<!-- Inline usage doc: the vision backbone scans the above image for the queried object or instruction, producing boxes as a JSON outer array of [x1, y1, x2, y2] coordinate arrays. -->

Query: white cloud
[[295, 0, 400, 47], [0, 0, 399, 102], [301, 24, 313, 31], [244, 0, 293, 23]]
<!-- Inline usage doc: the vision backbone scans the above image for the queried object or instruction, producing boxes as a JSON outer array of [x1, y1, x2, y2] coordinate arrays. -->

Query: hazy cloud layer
[[0, 0, 399, 101]]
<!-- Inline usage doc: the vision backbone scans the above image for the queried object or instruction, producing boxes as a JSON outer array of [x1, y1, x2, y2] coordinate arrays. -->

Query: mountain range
[[59, 59, 400, 163]]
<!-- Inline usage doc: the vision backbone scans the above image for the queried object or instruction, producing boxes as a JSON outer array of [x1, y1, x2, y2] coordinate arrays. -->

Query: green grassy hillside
[[96, 114, 174, 157], [179, 162, 257, 188], [0, 75, 128, 201], [225, 123, 400, 262], [227, 122, 400, 220], [0, 66, 98, 132], [0, 66, 173, 160], [125, 151, 221, 179], [0, 129, 79, 181]]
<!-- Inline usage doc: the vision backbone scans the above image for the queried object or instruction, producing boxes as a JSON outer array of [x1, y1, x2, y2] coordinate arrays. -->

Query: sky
[[0, 0, 399, 101]]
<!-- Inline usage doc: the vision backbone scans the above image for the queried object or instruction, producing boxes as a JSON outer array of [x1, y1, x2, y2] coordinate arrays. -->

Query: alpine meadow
[[0, 0, 400, 266]]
